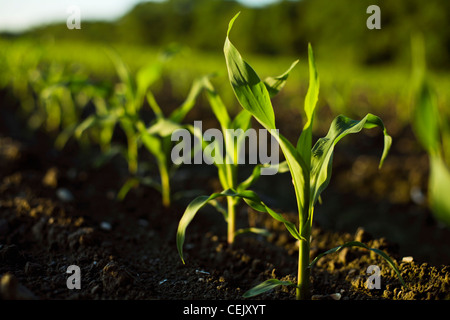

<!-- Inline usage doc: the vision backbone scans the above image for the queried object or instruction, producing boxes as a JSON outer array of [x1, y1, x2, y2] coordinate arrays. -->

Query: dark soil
[[1, 94, 450, 301]]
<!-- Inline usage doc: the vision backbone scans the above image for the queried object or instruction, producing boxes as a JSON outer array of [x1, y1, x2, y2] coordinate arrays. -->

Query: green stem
[[123, 122, 138, 175], [226, 162, 238, 245], [296, 201, 312, 300], [296, 222, 311, 300], [159, 160, 171, 208], [227, 196, 236, 244]]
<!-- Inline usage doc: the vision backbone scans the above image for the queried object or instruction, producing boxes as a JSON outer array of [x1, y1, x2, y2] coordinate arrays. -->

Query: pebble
[[311, 292, 342, 300], [195, 269, 210, 275], [330, 292, 342, 300], [56, 188, 74, 202], [42, 167, 58, 188], [402, 256, 414, 263], [100, 221, 112, 231]]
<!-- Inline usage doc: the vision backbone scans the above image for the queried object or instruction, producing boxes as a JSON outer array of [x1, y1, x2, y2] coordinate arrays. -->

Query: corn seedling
[[70, 49, 203, 207], [176, 72, 294, 249], [4, 47, 90, 139], [132, 77, 204, 207], [182, 13, 404, 300], [56, 49, 149, 172], [410, 35, 450, 226]]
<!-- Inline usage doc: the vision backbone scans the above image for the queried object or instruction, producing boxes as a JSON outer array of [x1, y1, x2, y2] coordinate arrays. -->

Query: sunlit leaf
[[243, 279, 296, 298], [224, 13, 309, 216], [264, 60, 299, 98], [297, 43, 319, 166], [224, 12, 275, 131], [310, 114, 392, 206], [429, 156, 450, 226]]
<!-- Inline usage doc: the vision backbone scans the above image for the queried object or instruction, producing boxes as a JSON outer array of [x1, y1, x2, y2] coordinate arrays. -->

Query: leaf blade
[[310, 113, 392, 206], [243, 279, 297, 298], [224, 13, 275, 131], [263, 59, 299, 98], [297, 43, 320, 166]]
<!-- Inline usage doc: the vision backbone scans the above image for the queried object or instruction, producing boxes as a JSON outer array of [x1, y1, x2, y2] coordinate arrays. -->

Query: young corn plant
[[133, 77, 204, 207], [181, 13, 404, 300], [410, 35, 450, 226], [71, 49, 159, 175], [176, 73, 293, 249], [71, 49, 203, 207]]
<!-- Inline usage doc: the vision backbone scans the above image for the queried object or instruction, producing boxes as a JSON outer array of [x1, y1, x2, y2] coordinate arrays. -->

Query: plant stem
[[226, 162, 238, 245], [159, 160, 171, 208], [227, 196, 236, 244], [296, 224, 311, 300], [296, 205, 312, 300], [123, 122, 138, 175]]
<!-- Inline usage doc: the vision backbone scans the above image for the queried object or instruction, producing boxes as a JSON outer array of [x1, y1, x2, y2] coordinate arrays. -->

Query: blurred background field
[[1, 0, 450, 127]]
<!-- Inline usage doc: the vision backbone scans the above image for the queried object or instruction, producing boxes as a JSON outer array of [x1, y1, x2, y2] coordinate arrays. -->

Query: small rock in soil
[[42, 167, 58, 188], [311, 292, 342, 300], [402, 256, 414, 263], [100, 221, 112, 231], [56, 188, 74, 202]]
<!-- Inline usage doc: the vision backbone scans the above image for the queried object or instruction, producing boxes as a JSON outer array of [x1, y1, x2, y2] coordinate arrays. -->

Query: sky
[[0, 0, 280, 32]]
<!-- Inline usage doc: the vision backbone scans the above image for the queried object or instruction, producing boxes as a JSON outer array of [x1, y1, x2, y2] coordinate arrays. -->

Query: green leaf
[[234, 227, 270, 238], [117, 177, 141, 201], [264, 60, 299, 98], [146, 91, 164, 119], [176, 189, 304, 263], [429, 155, 450, 226], [224, 12, 275, 131], [140, 129, 165, 165], [169, 78, 203, 123], [147, 117, 184, 137], [202, 77, 231, 130], [310, 113, 392, 206], [223, 13, 309, 217], [136, 63, 161, 106], [297, 43, 320, 167], [74, 115, 96, 139], [309, 241, 406, 287], [412, 82, 440, 156], [230, 109, 252, 132], [243, 279, 296, 298], [106, 49, 135, 111]]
